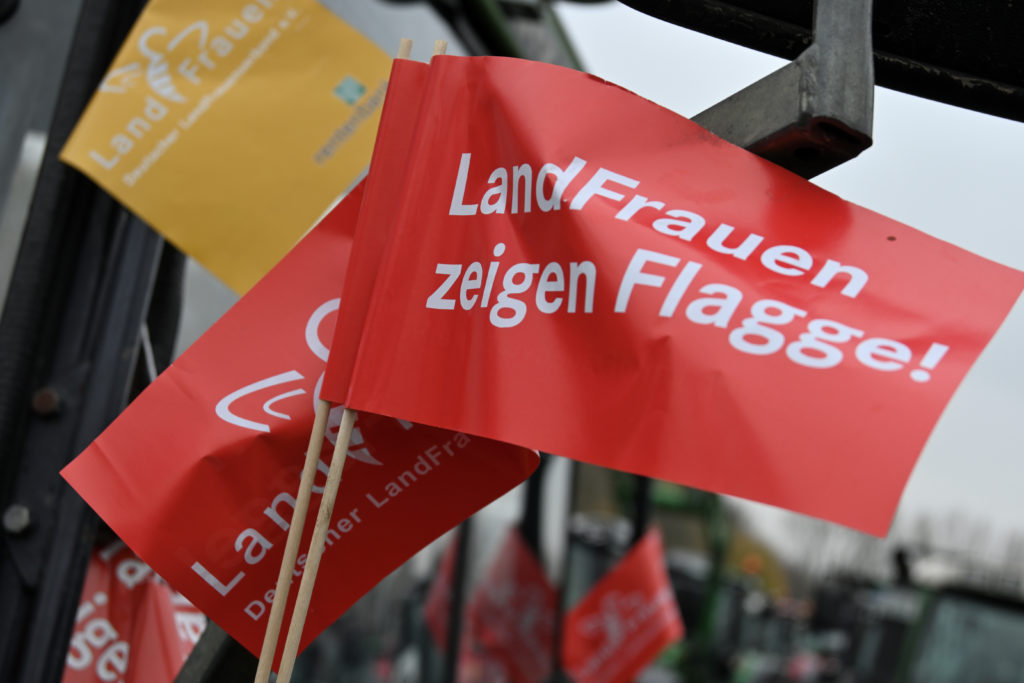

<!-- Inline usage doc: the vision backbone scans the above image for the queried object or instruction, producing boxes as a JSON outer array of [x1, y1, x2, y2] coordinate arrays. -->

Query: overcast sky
[[555, 1, 1024, 550]]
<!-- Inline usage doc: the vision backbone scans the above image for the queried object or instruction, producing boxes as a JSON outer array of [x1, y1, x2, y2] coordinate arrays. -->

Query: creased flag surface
[[562, 528, 683, 683], [334, 56, 1024, 535], [61, 187, 540, 659], [60, 0, 391, 293]]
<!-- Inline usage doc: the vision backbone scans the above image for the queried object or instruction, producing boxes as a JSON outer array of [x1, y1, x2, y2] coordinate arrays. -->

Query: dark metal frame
[[621, 0, 1024, 125], [692, 0, 873, 178], [0, 0, 180, 680]]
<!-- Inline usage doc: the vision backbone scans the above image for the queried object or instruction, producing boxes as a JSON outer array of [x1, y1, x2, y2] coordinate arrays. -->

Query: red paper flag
[[423, 534, 518, 683], [562, 528, 683, 683], [337, 55, 1024, 535], [465, 529, 556, 683], [62, 541, 205, 683], [323, 57, 430, 398], [61, 187, 540, 659]]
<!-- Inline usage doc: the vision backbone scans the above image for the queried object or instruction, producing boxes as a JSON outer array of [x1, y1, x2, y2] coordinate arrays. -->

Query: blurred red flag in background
[[562, 528, 684, 683], [62, 541, 204, 683], [466, 529, 556, 683]]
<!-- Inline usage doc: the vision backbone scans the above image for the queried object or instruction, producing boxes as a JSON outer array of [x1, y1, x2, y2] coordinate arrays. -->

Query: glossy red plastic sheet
[[340, 56, 1024, 535]]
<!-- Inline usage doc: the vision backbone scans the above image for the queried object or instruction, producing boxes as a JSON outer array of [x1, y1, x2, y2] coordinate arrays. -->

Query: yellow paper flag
[[61, 0, 390, 293]]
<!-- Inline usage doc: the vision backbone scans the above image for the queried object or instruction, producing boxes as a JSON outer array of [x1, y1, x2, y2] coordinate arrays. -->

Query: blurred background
[[1, 0, 1023, 681]]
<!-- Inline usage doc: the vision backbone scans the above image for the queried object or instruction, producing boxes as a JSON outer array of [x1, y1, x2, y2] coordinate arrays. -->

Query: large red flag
[[62, 541, 205, 683], [336, 55, 1024, 535], [562, 528, 683, 683], [61, 187, 540, 659]]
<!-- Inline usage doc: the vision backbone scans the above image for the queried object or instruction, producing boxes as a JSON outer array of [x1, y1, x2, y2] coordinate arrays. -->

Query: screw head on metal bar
[[31, 386, 61, 416], [3, 504, 31, 535]]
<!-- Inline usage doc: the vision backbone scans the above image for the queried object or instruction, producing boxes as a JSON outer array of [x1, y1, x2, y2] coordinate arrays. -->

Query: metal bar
[[630, 475, 651, 545], [519, 454, 549, 553], [621, 0, 1024, 123], [693, 0, 874, 178], [175, 623, 257, 683], [442, 520, 472, 683], [0, 0, 166, 677], [0, 210, 166, 683], [549, 460, 580, 682]]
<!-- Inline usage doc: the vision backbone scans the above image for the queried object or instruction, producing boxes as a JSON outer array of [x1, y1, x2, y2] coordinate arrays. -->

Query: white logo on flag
[[98, 64, 143, 94], [214, 371, 306, 433], [102, 22, 211, 102], [215, 297, 412, 466], [573, 586, 677, 680], [579, 591, 646, 651], [138, 23, 210, 103]]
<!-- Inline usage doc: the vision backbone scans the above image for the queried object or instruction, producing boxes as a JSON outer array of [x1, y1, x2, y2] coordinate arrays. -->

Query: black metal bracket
[[0, 0, 185, 680], [174, 623, 257, 683], [692, 0, 874, 178]]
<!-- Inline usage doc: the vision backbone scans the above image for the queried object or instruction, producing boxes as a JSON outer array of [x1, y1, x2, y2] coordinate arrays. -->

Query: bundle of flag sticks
[[253, 38, 448, 683]]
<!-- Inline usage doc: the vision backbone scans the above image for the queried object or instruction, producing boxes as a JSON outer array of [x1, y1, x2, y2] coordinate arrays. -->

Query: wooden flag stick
[[264, 37, 448, 683], [253, 398, 330, 683], [253, 40, 414, 683], [398, 37, 413, 60], [273, 405, 356, 683]]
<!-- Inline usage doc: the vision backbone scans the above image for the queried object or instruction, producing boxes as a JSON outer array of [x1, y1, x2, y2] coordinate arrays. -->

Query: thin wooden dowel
[[260, 37, 443, 682], [274, 406, 357, 683], [398, 37, 413, 60], [253, 399, 331, 683]]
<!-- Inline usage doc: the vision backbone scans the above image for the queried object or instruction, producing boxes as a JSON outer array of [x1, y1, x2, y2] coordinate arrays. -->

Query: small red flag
[[61, 187, 539, 659], [323, 57, 430, 399], [466, 529, 557, 683], [62, 541, 205, 683], [423, 533, 524, 683], [562, 528, 683, 683]]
